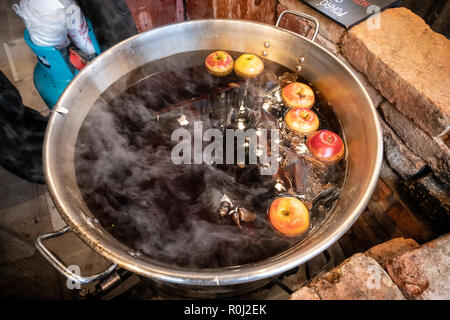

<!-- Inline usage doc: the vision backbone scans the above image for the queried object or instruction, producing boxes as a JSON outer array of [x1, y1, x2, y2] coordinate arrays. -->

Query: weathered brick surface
[[277, 4, 342, 55], [378, 115, 428, 180], [365, 238, 419, 269], [126, 0, 184, 32], [386, 234, 450, 300], [342, 8, 450, 138], [379, 101, 450, 188], [278, 0, 346, 43], [371, 179, 392, 202], [386, 204, 432, 243], [307, 253, 405, 300], [186, 0, 277, 24], [289, 286, 321, 300], [276, 4, 310, 37]]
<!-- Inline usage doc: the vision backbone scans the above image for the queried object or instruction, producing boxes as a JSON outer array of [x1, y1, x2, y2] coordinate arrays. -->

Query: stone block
[[342, 8, 450, 138], [386, 234, 450, 299], [378, 159, 401, 192], [365, 238, 419, 269], [308, 253, 405, 300], [380, 101, 450, 188], [378, 115, 428, 180]]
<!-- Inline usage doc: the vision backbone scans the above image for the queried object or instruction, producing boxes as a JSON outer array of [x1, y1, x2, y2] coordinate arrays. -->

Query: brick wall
[[126, 0, 277, 32]]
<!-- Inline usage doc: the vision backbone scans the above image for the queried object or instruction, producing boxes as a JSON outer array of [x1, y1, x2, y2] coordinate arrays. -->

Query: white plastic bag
[[63, 0, 96, 57], [13, 0, 69, 48], [13, 0, 95, 56]]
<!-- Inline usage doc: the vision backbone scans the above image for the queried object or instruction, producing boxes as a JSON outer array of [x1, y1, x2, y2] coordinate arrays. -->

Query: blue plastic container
[[24, 19, 101, 109]]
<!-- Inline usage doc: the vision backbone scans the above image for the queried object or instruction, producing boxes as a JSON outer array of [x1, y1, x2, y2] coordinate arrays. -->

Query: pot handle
[[276, 10, 320, 42], [36, 226, 117, 284]]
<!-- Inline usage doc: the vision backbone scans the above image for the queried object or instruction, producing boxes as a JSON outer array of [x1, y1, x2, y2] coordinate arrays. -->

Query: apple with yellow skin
[[205, 51, 234, 76], [234, 53, 264, 78], [268, 197, 309, 236], [306, 129, 345, 163], [285, 107, 319, 135], [282, 82, 315, 109]]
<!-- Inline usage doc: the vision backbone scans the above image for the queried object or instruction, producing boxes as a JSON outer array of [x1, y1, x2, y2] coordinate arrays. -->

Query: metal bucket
[[37, 11, 382, 295]]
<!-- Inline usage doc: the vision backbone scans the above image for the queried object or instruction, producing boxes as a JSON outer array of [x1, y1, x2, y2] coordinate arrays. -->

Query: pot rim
[[44, 18, 383, 286]]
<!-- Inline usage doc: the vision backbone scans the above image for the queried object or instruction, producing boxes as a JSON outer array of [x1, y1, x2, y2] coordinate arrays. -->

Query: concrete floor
[[0, 0, 56, 299], [0, 162, 113, 299], [0, 0, 111, 299]]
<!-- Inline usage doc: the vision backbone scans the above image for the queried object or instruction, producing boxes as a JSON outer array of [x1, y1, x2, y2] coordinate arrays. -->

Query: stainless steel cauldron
[[37, 11, 382, 296]]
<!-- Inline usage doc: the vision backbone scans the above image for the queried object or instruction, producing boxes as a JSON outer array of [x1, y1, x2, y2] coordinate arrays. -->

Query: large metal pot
[[37, 11, 382, 295]]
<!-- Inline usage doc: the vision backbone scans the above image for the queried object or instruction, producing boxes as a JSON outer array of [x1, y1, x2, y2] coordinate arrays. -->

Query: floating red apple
[[234, 53, 264, 78], [205, 51, 234, 76], [306, 129, 345, 163], [285, 107, 319, 135], [282, 82, 315, 109], [268, 197, 310, 236]]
